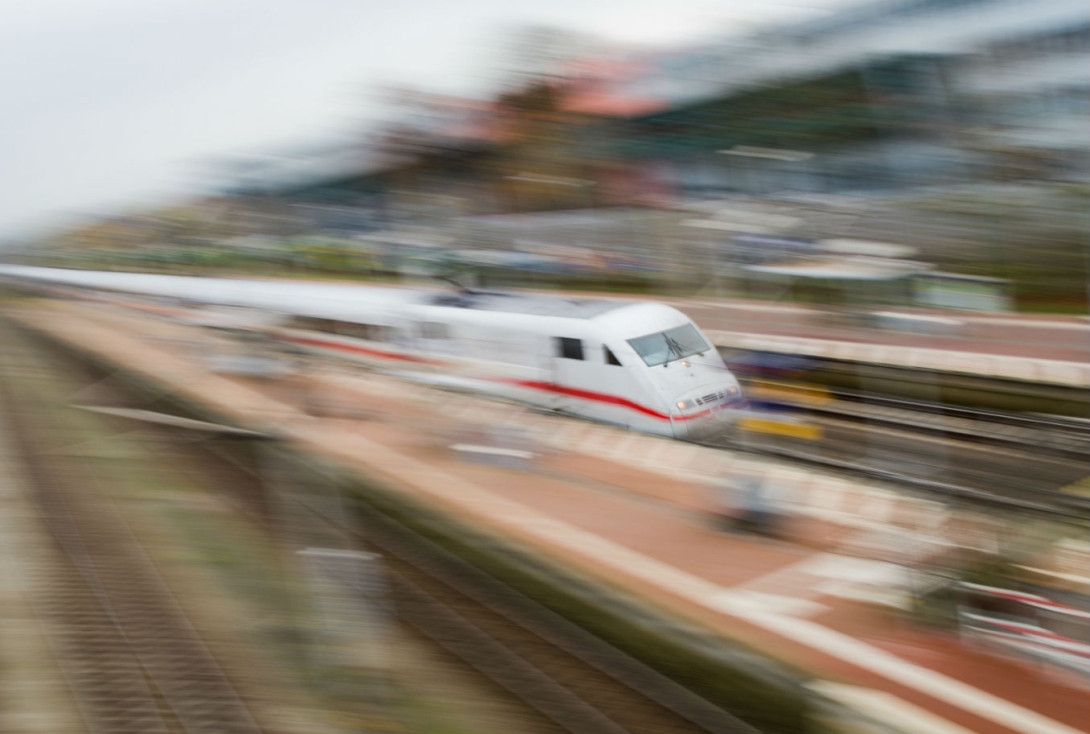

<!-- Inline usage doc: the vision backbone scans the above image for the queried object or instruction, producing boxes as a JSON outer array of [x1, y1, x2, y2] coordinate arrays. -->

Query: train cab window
[[604, 347, 622, 366], [556, 337, 584, 360], [627, 323, 709, 367]]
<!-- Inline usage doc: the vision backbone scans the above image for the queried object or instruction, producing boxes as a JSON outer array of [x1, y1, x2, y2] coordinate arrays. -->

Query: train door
[[453, 324, 549, 395], [497, 329, 550, 386], [550, 337, 638, 426], [550, 337, 585, 414]]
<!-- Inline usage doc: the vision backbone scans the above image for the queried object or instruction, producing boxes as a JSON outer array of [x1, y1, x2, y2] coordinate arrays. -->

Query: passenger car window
[[333, 321, 387, 341], [418, 322, 449, 339], [293, 316, 333, 333], [556, 337, 584, 360], [604, 347, 622, 366]]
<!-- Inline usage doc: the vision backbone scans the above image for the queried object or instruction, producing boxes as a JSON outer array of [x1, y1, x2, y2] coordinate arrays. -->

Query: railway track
[[0, 324, 267, 734], [284, 477, 767, 734], [726, 381, 1090, 519], [802, 388, 1090, 460]]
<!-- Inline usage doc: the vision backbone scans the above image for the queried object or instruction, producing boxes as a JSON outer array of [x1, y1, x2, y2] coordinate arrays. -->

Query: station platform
[[672, 300, 1090, 389], [6, 299, 1088, 734]]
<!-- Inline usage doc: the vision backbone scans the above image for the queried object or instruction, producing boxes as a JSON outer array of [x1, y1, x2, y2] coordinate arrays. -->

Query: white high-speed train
[[0, 265, 746, 440]]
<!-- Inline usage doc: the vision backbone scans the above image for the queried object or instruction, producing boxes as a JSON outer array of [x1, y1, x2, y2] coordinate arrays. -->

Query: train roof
[[421, 290, 628, 320], [0, 265, 643, 324]]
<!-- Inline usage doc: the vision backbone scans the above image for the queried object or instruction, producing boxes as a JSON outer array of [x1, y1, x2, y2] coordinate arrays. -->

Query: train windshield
[[627, 323, 710, 367]]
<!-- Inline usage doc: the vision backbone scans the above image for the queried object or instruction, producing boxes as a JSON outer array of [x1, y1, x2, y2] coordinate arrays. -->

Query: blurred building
[[28, 0, 1084, 272], [248, 0, 1087, 218], [583, 0, 1090, 196]]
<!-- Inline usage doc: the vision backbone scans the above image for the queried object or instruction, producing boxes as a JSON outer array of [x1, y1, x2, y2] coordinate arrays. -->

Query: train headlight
[[676, 400, 694, 410]]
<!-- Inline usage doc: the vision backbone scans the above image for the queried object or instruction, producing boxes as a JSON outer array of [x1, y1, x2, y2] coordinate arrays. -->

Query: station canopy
[[819, 239, 918, 258], [744, 255, 932, 281]]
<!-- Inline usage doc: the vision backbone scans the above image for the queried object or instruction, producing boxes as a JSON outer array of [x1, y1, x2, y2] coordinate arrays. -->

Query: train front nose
[[668, 385, 746, 440]]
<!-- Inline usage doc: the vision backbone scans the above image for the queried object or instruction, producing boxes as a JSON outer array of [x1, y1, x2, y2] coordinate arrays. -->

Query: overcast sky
[[0, 0, 854, 241]]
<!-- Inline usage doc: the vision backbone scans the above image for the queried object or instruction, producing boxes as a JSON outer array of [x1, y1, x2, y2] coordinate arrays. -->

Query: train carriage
[[0, 265, 747, 439]]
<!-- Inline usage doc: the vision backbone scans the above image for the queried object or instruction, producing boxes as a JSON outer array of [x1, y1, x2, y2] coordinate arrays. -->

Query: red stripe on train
[[284, 335, 443, 365], [286, 335, 722, 422], [497, 379, 715, 422]]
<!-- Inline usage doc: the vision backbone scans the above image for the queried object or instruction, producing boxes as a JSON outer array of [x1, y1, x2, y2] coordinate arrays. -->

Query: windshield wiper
[[663, 334, 685, 363]]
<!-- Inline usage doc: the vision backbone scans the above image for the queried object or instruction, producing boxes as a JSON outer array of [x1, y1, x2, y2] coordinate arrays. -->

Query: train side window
[[418, 322, 449, 339], [335, 322, 360, 339], [556, 337, 584, 360], [295, 316, 330, 333], [604, 346, 622, 366], [334, 321, 387, 341]]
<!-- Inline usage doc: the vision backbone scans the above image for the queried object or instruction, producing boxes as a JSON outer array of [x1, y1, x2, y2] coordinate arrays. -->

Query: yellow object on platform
[[738, 417, 823, 440], [745, 379, 832, 406], [1059, 476, 1090, 497]]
